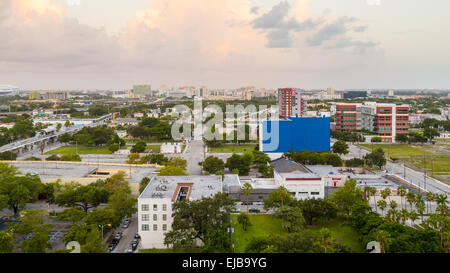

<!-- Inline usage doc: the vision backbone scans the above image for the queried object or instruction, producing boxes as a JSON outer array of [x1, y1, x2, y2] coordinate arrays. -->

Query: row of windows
[[142, 224, 167, 232], [141, 214, 168, 221], [141, 204, 168, 212]]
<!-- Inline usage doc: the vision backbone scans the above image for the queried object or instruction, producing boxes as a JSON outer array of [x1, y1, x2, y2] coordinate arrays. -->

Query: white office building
[[138, 175, 222, 249]]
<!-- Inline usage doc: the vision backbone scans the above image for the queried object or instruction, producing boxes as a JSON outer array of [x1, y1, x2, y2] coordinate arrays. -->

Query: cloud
[[354, 25, 368, 32], [252, 1, 321, 48], [250, 6, 259, 15], [306, 16, 356, 46]]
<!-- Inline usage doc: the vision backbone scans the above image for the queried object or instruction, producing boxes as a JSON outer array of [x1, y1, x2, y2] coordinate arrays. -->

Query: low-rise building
[[138, 175, 222, 249], [160, 143, 183, 154]]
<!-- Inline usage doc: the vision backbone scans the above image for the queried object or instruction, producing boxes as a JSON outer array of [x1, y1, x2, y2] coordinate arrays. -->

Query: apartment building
[[335, 102, 409, 142], [138, 176, 222, 249], [278, 88, 307, 118]]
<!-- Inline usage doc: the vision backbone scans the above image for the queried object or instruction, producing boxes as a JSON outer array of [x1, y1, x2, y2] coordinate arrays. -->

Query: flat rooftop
[[270, 157, 311, 173], [10, 162, 157, 184], [139, 175, 222, 200]]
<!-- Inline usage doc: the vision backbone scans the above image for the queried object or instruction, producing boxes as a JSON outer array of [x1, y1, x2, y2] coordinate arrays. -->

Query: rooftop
[[139, 175, 222, 201], [270, 157, 311, 174]]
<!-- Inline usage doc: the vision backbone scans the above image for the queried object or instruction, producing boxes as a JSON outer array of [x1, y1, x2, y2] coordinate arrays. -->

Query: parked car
[[108, 243, 117, 252], [241, 201, 253, 206], [123, 219, 130, 228], [114, 232, 123, 240], [248, 208, 260, 213], [125, 249, 133, 253], [134, 233, 141, 239], [131, 239, 138, 251]]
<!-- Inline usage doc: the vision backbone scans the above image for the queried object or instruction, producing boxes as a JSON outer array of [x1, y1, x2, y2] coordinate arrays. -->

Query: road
[[111, 215, 139, 253], [347, 143, 450, 197]]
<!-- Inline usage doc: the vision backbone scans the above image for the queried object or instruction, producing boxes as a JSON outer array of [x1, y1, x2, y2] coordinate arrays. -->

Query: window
[[153, 214, 157, 221], [162, 214, 167, 221], [141, 204, 149, 211], [142, 214, 149, 221], [162, 224, 167, 231], [142, 224, 149, 231], [162, 204, 167, 211], [153, 224, 158, 231], [153, 204, 158, 211], [311, 192, 320, 195]]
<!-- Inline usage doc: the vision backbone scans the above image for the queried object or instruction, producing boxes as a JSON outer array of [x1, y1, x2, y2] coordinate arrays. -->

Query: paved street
[[346, 143, 450, 197], [110, 215, 139, 253]]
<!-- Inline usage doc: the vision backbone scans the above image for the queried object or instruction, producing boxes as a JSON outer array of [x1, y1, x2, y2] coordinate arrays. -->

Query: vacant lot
[[231, 214, 364, 253], [46, 145, 112, 155], [209, 144, 256, 153], [359, 144, 432, 156]]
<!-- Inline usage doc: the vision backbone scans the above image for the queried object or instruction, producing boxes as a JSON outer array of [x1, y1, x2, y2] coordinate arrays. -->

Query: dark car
[[134, 233, 141, 239], [248, 208, 260, 213], [131, 239, 138, 250], [108, 243, 116, 252], [242, 201, 253, 206]]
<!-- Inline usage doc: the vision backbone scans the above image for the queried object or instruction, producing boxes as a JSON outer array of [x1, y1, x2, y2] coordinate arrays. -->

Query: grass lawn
[[408, 155, 450, 173], [145, 145, 161, 153], [45, 145, 112, 155], [359, 144, 432, 156], [307, 218, 365, 253], [209, 144, 257, 153], [231, 214, 284, 253], [231, 214, 364, 253]]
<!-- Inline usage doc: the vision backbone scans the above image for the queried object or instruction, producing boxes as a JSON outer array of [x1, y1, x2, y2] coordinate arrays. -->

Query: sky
[[1, 0, 450, 90]]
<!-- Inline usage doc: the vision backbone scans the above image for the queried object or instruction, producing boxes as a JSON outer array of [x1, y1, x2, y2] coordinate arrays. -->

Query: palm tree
[[320, 228, 331, 253], [416, 200, 426, 222], [409, 210, 419, 226], [368, 187, 378, 212], [376, 230, 390, 253], [241, 183, 253, 213], [406, 192, 416, 211], [377, 199, 387, 217], [425, 192, 435, 214], [400, 208, 409, 224], [389, 200, 398, 211], [381, 188, 391, 203], [397, 186, 407, 209], [435, 194, 449, 217]]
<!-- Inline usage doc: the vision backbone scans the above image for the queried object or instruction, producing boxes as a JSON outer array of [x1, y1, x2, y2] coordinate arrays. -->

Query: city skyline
[[1, 0, 450, 90]]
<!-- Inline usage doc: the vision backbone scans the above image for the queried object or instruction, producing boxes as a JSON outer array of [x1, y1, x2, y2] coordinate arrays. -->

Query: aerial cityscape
[[0, 0, 449, 266]]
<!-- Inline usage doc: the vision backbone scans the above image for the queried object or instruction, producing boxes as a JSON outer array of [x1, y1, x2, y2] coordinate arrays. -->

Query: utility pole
[[423, 154, 426, 193]]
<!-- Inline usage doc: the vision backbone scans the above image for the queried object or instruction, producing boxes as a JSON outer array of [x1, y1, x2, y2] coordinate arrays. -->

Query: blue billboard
[[260, 116, 330, 153]]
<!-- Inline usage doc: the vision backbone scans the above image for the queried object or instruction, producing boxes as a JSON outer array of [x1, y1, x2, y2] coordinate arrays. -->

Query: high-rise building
[[335, 102, 409, 142], [278, 88, 307, 118]]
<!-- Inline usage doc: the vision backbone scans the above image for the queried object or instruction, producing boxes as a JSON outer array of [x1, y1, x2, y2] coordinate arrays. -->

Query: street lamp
[[99, 223, 112, 240]]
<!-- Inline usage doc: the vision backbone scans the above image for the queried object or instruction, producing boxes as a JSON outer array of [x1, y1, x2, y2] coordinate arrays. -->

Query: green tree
[[397, 186, 407, 209], [0, 164, 43, 216], [226, 154, 250, 176], [108, 143, 120, 153], [332, 140, 349, 155], [107, 186, 137, 219], [241, 183, 253, 213], [0, 232, 15, 253], [158, 166, 188, 176], [263, 186, 294, 210], [423, 128, 440, 142], [319, 228, 331, 253], [377, 199, 387, 217], [199, 156, 225, 174], [53, 182, 110, 213], [85, 208, 120, 229], [296, 198, 337, 226], [21, 230, 51, 253], [395, 134, 409, 144], [364, 148, 386, 169], [237, 213, 251, 232], [376, 230, 390, 253], [406, 192, 416, 211], [126, 153, 140, 164], [167, 157, 188, 169], [330, 179, 365, 219], [131, 141, 146, 153], [164, 193, 235, 252], [58, 207, 86, 223], [139, 177, 150, 194], [274, 206, 305, 233]]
